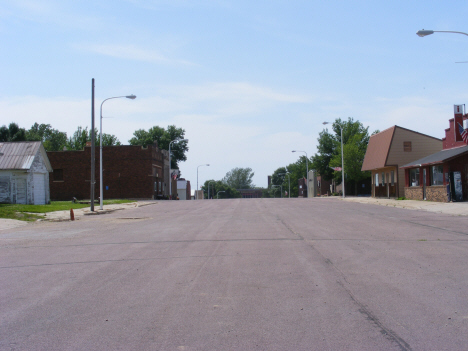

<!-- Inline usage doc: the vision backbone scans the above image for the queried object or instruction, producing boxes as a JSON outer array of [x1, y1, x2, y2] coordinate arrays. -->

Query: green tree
[[312, 117, 372, 195], [26, 123, 68, 151], [66, 126, 120, 150], [0, 123, 26, 142], [271, 159, 307, 198], [201, 179, 240, 199], [129, 125, 188, 168], [222, 167, 255, 189]]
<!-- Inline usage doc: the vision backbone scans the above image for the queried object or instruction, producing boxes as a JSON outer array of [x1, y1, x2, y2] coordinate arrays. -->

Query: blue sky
[[2, 1, 468, 188]]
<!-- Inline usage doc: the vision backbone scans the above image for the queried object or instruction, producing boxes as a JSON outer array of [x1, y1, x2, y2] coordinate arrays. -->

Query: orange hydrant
[[70, 208, 75, 221]]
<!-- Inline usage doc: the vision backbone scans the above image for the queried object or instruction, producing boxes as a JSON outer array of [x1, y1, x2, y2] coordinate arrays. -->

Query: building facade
[[0, 142, 52, 205], [47, 143, 170, 201], [401, 113, 468, 202], [361, 126, 442, 199]]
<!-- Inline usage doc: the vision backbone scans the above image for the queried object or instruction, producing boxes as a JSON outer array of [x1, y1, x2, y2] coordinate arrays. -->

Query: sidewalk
[[0, 201, 158, 231], [329, 196, 468, 216]]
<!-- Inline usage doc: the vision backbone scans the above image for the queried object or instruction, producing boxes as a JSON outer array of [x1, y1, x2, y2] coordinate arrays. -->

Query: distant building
[[0, 141, 52, 204], [47, 142, 170, 200], [176, 179, 191, 200], [238, 189, 262, 198], [297, 177, 307, 198]]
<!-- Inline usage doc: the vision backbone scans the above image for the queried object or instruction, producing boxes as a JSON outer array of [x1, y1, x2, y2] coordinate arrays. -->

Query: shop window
[[431, 165, 444, 185], [410, 168, 419, 186], [53, 169, 63, 181], [404, 141, 412, 152]]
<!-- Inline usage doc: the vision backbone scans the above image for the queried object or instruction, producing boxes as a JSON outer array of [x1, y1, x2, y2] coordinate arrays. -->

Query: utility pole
[[90, 78, 95, 211]]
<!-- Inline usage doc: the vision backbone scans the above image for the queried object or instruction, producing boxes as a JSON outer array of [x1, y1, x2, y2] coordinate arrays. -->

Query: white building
[[0, 142, 52, 204]]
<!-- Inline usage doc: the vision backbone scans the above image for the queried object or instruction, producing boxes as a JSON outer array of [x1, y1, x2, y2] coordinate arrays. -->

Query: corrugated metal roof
[[361, 126, 395, 171], [0, 141, 42, 170], [400, 145, 468, 169]]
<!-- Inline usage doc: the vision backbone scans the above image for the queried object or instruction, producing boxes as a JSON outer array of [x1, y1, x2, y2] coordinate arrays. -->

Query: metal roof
[[0, 141, 46, 170], [400, 145, 468, 169]]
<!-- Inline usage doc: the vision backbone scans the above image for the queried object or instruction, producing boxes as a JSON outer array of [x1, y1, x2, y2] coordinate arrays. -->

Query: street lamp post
[[417, 30, 468, 38], [292, 150, 308, 197], [208, 181, 214, 199], [278, 172, 290, 198], [100, 94, 136, 210], [217, 191, 225, 199], [197, 164, 210, 199], [168, 138, 188, 199], [323, 121, 345, 198]]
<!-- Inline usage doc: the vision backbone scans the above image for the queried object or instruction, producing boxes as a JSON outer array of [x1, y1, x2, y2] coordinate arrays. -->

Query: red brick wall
[[442, 116, 468, 149], [48, 144, 165, 201]]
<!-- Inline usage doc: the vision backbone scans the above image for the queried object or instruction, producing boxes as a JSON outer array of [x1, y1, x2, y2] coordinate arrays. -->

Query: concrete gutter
[[322, 196, 468, 216], [0, 201, 158, 230]]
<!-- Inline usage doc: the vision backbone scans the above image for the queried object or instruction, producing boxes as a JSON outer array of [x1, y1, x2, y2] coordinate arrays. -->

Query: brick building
[[47, 143, 170, 201], [401, 110, 468, 202], [362, 126, 442, 199]]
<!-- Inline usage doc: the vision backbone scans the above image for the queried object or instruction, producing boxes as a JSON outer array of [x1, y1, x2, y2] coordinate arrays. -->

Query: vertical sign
[[454, 104, 465, 142]]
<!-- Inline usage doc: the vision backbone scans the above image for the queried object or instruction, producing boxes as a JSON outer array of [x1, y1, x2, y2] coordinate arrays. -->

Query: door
[[0, 176, 11, 203], [33, 173, 46, 205], [453, 171, 463, 202], [16, 178, 27, 204], [423, 169, 427, 200]]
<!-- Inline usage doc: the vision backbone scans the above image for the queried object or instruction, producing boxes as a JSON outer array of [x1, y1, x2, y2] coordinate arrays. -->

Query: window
[[410, 168, 420, 186], [391, 171, 395, 186], [381, 172, 385, 186], [53, 169, 63, 181], [431, 165, 444, 185], [404, 141, 412, 152], [375, 173, 379, 187]]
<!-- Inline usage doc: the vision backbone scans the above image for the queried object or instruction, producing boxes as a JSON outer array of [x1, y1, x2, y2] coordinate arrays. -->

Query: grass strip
[[0, 200, 134, 221]]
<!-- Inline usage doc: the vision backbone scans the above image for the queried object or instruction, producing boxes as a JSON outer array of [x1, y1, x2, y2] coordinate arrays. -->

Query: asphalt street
[[1, 198, 468, 351]]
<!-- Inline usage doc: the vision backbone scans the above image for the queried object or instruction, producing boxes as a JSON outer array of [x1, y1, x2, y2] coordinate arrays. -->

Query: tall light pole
[[292, 150, 308, 197], [197, 164, 210, 199], [278, 172, 290, 198], [208, 181, 214, 199], [417, 30, 468, 38], [217, 191, 225, 199], [99, 94, 136, 210], [323, 121, 345, 198], [169, 138, 188, 199]]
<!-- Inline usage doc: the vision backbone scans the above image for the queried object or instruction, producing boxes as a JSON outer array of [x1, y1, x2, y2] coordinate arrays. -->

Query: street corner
[[0, 218, 30, 231]]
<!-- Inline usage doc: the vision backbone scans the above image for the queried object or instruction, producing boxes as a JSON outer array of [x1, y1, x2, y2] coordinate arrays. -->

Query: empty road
[[1, 198, 468, 351]]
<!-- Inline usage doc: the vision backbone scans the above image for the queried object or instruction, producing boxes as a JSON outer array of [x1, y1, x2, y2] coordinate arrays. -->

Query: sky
[[2, 1, 468, 189]]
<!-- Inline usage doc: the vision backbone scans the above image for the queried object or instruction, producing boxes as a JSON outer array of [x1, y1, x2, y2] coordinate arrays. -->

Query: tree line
[[271, 117, 377, 197], [0, 122, 189, 169], [201, 167, 256, 199]]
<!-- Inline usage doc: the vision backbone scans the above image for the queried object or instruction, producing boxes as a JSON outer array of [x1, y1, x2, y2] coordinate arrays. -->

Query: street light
[[169, 138, 188, 199], [292, 150, 308, 198], [217, 191, 225, 199], [323, 121, 345, 198], [197, 164, 210, 199], [100, 94, 136, 210], [208, 181, 214, 199], [417, 29, 468, 37], [278, 172, 290, 198]]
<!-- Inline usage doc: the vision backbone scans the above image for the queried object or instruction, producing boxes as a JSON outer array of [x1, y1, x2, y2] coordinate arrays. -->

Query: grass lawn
[[0, 200, 134, 221]]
